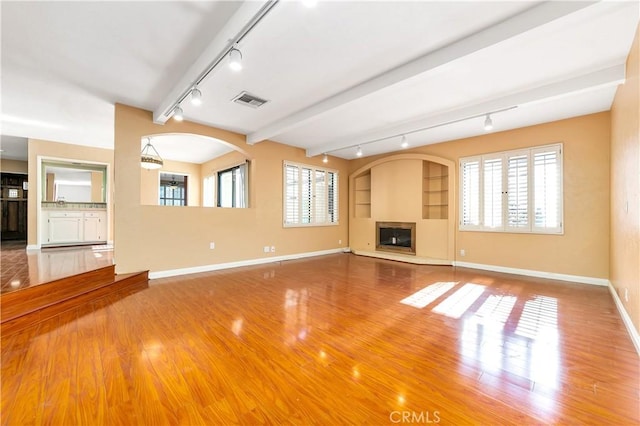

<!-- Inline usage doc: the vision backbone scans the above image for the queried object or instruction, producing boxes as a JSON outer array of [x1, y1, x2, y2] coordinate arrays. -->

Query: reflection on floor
[[0, 240, 114, 293]]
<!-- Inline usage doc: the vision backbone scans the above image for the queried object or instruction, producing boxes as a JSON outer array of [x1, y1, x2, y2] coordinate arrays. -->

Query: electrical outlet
[[263, 246, 270, 253], [625, 288, 629, 302], [270, 246, 276, 253], [209, 242, 215, 250], [338, 239, 342, 245], [460, 249, 466, 257]]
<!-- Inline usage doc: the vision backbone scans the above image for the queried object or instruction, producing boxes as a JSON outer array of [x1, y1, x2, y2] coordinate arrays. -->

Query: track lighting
[[190, 87, 202, 106], [229, 47, 243, 71], [356, 146, 363, 157], [400, 135, 409, 149], [322, 153, 328, 163], [484, 114, 493, 131], [173, 106, 184, 121]]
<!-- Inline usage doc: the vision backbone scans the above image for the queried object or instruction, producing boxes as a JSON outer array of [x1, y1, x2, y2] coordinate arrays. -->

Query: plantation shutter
[[284, 164, 299, 225], [314, 170, 327, 223], [483, 156, 503, 229], [460, 158, 480, 228], [328, 171, 338, 223], [507, 152, 529, 230], [532, 146, 562, 232], [301, 167, 312, 224]]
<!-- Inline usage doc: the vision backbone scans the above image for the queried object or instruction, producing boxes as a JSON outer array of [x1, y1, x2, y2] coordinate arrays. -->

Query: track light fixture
[[484, 114, 493, 131], [173, 106, 184, 121], [229, 47, 243, 71], [400, 135, 409, 149], [190, 87, 202, 106], [322, 153, 328, 163], [317, 106, 517, 159]]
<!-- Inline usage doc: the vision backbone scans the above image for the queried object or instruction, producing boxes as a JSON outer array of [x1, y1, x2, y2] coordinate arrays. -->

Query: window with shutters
[[459, 143, 562, 234], [284, 161, 339, 227]]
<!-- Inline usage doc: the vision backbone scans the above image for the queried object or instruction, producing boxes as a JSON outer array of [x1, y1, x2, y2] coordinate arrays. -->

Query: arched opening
[[139, 133, 250, 208]]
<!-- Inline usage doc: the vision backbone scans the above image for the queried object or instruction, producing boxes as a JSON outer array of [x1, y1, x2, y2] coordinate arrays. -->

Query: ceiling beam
[[153, 1, 273, 124], [306, 64, 626, 157], [246, 1, 597, 145]]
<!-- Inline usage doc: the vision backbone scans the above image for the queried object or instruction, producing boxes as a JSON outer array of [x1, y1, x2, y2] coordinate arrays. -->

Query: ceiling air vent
[[232, 91, 269, 109]]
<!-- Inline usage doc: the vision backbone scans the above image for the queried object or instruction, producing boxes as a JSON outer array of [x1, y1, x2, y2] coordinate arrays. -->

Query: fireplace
[[376, 222, 416, 255]]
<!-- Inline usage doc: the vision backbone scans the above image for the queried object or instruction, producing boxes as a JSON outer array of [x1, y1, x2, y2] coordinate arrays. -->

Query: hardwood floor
[[0, 241, 114, 294], [1, 253, 638, 425]]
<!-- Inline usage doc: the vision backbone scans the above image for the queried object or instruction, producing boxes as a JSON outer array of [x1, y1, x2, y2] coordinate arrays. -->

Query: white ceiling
[[1, 1, 638, 162]]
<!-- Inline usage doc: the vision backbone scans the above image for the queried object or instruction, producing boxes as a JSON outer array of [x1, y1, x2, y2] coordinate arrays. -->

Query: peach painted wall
[[610, 25, 640, 333], [0, 159, 28, 174], [114, 104, 349, 275], [349, 112, 611, 280], [27, 139, 114, 246]]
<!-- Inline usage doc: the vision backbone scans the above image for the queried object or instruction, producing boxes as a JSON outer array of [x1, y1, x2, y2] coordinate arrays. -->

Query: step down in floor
[[1, 266, 148, 335]]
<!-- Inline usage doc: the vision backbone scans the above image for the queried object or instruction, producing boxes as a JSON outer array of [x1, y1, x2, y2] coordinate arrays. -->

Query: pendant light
[[140, 138, 163, 169]]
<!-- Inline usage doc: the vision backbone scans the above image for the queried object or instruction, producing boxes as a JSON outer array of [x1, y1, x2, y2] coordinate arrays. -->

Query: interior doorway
[[1, 173, 28, 241]]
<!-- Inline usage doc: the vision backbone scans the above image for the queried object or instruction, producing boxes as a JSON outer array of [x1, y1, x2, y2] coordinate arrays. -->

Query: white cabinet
[[42, 210, 107, 246], [83, 211, 107, 242], [48, 212, 83, 244]]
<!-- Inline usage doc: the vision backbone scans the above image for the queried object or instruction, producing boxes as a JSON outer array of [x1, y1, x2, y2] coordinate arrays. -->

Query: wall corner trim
[[148, 247, 350, 280], [607, 282, 640, 356], [453, 261, 609, 286]]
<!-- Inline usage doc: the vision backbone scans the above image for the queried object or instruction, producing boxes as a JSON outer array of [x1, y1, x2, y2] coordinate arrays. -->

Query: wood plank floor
[[1, 240, 114, 294], [1, 253, 638, 425]]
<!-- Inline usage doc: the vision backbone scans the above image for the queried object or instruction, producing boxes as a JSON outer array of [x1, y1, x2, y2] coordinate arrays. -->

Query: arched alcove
[[349, 153, 455, 264]]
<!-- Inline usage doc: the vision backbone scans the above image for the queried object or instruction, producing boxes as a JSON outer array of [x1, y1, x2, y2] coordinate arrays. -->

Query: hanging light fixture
[[400, 134, 409, 149], [484, 114, 493, 131], [190, 87, 202, 106], [322, 153, 328, 163], [356, 146, 363, 157], [140, 138, 163, 170], [173, 105, 184, 121], [229, 47, 243, 71]]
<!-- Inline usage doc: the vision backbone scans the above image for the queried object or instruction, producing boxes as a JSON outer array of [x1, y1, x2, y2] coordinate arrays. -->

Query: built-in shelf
[[354, 172, 372, 218], [423, 161, 449, 219]]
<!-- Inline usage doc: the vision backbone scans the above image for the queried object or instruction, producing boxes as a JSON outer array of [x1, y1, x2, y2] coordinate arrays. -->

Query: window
[[460, 143, 562, 234], [217, 163, 247, 208], [159, 173, 187, 206], [203, 175, 215, 207], [284, 161, 338, 227]]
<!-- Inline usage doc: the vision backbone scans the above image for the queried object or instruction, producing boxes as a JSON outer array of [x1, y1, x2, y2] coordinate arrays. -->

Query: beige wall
[[114, 104, 349, 274], [140, 159, 202, 206], [0, 159, 28, 174], [611, 25, 640, 333], [27, 139, 114, 246], [349, 112, 611, 280]]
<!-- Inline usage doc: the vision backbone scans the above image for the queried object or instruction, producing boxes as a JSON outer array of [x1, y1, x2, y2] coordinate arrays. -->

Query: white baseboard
[[149, 247, 350, 280], [453, 261, 609, 286], [26, 244, 40, 252], [607, 282, 640, 355]]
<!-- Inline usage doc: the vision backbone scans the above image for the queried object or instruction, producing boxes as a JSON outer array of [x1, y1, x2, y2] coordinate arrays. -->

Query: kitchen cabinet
[[42, 210, 107, 246]]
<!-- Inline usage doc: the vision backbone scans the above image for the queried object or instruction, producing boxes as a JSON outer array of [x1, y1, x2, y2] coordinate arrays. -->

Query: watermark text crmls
[[389, 410, 441, 424]]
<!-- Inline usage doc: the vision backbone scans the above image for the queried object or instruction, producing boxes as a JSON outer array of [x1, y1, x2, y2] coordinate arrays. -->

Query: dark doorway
[[1, 173, 28, 241]]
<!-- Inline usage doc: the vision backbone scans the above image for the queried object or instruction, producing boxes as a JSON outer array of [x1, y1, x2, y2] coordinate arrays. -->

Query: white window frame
[[459, 143, 563, 234], [283, 161, 339, 227]]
